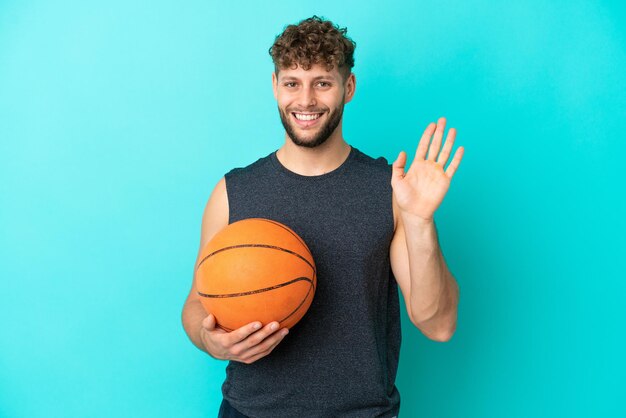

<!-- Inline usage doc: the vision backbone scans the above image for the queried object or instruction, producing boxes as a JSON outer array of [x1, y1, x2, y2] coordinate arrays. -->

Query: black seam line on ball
[[201, 276, 315, 328], [207, 273, 316, 329], [196, 244, 316, 275], [197, 276, 313, 298], [254, 218, 309, 251], [279, 276, 315, 323]]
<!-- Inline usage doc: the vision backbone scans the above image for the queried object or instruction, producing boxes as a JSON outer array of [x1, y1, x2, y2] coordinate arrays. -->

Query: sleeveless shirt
[[221, 145, 402, 418]]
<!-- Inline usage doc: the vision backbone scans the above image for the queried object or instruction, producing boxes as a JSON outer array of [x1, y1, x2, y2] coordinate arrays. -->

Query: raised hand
[[391, 117, 464, 222]]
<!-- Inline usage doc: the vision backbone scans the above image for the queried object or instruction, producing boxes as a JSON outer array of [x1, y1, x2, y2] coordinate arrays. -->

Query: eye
[[317, 81, 331, 87], [284, 82, 297, 88]]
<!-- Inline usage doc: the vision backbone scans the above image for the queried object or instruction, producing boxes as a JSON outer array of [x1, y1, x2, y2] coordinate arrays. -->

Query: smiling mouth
[[292, 112, 324, 121]]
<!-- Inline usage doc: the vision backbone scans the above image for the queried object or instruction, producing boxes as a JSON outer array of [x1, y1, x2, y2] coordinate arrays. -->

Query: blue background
[[1, 1, 624, 417]]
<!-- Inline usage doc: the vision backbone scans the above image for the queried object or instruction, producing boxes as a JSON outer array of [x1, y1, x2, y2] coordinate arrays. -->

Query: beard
[[278, 101, 345, 149]]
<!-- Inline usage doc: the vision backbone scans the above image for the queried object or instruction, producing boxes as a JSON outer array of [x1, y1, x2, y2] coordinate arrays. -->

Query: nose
[[297, 85, 316, 108]]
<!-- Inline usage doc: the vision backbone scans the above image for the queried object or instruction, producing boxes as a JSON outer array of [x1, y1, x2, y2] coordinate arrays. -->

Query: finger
[[232, 321, 281, 350], [427, 117, 446, 162], [203, 314, 228, 336], [228, 321, 282, 358], [445, 146, 465, 178], [242, 344, 277, 364], [229, 320, 281, 348], [436, 127, 457, 166], [202, 314, 216, 331], [414, 122, 437, 162], [240, 328, 289, 363], [391, 151, 407, 182], [227, 320, 264, 345]]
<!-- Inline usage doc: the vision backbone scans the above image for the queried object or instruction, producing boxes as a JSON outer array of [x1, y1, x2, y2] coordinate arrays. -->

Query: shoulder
[[351, 147, 392, 176], [351, 147, 399, 231], [198, 176, 229, 249], [225, 152, 273, 178]]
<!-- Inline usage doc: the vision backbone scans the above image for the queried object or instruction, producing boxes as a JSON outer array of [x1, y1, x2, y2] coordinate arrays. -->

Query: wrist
[[400, 211, 434, 228]]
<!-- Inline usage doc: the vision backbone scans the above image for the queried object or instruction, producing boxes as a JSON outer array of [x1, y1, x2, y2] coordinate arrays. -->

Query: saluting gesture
[[391, 117, 465, 222]]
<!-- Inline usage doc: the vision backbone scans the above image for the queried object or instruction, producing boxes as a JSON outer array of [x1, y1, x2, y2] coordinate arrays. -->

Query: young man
[[182, 16, 464, 418]]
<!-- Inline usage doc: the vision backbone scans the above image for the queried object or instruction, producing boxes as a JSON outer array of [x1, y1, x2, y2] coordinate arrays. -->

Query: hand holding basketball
[[200, 313, 289, 364]]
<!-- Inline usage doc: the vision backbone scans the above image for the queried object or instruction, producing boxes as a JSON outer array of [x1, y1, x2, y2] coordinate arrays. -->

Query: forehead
[[277, 63, 341, 81]]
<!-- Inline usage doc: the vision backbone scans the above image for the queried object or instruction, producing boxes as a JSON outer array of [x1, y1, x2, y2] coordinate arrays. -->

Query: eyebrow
[[280, 75, 336, 82]]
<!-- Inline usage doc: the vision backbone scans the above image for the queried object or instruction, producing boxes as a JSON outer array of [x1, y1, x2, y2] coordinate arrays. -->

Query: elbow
[[422, 323, 456, 343], [411, 277, 459, 342], [432, 278, 459, 342], [410, 312, 457, 343], [431, 327, 455, 342]]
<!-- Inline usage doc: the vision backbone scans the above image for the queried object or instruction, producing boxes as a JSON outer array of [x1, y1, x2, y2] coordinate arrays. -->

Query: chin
[[292, 137, 329, 149]]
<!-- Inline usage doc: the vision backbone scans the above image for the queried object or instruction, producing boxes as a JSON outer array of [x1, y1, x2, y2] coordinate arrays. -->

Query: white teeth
[[294, 113, 322, 121]]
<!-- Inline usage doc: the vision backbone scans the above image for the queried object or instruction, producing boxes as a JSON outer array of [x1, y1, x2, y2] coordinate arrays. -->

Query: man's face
[[272, 63, 355, 148]]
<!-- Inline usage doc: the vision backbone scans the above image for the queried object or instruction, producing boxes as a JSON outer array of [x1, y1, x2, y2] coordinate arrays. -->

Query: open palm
[[391, 117, 464, 221]]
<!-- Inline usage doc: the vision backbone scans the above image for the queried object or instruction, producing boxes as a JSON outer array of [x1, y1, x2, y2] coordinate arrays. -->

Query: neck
[[276, 128, 351, 176]]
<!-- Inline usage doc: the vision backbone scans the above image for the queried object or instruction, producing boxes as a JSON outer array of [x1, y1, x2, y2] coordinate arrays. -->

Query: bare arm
[[391, 212, 459, 341], [181, 176, 289, 362], [389, 117, 463, 342], [181, 176, 230, 354]]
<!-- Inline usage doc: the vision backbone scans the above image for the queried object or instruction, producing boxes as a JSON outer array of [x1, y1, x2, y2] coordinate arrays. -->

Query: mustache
[[287, 108, 326, 113]]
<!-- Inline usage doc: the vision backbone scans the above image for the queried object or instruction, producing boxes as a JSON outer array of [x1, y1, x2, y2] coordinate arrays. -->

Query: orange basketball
[[194, 218, 316, 332]]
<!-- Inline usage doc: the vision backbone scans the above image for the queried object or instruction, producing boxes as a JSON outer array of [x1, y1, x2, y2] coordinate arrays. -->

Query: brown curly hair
[[269, 16, 356, 82]]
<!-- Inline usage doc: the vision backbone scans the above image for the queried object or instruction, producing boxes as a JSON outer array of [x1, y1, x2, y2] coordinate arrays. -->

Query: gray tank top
[[222, 145, 401, 418]]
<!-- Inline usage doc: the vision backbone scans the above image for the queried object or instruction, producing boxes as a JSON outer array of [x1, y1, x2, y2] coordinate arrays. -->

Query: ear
[[272, 72, 278, 100], [343, 72, 356, 104]]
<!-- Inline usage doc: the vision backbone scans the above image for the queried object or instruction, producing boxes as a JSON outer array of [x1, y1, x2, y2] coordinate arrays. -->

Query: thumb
[[391, 151, 407, 181], [202, 313, 216, 331]]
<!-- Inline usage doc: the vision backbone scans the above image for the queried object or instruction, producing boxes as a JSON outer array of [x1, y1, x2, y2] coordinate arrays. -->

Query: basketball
[[195, 218, 317, 332]]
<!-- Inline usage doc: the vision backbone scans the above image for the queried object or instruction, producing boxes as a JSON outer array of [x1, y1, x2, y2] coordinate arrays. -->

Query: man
[[182, 15, 464, 418]]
